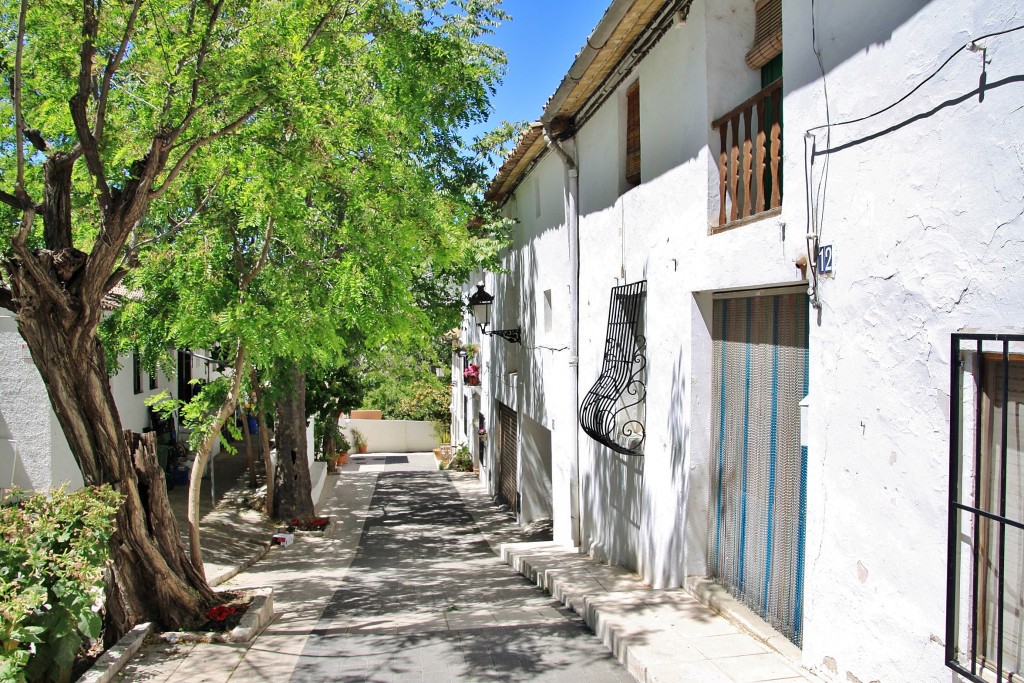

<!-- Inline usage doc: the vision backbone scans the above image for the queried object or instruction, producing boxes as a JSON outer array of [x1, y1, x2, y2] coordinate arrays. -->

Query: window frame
[[947, 333, 1024, 683], [625, 81, 641, 188]]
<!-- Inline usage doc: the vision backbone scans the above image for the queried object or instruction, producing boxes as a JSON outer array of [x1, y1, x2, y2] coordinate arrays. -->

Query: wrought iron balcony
[[579, 281, 647, 455]]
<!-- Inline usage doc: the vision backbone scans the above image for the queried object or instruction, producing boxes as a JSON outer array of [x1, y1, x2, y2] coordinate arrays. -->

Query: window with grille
[[625, 81, 641, 188], [947, 333, 1024, 683]]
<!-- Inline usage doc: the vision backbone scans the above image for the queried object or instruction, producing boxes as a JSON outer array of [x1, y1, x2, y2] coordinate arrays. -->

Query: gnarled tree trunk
[[12, 291, 214, 637], [273, 365, 314, 521]]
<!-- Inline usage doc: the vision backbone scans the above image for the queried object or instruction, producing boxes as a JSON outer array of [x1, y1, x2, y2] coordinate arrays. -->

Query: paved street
[[292, 471, 631, 682], [115, 454, 817, 682]]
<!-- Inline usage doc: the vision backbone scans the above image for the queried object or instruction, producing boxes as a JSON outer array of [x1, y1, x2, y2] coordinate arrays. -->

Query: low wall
[[346, 419, 438, 454]]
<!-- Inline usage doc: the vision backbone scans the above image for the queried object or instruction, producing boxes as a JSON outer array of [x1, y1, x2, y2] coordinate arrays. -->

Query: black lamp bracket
[[489, 327, 521, 344]]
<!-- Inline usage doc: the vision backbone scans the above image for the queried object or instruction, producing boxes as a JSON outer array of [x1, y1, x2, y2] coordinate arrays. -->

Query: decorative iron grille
[[947, 332, 1024, 683], [579, 281, 647, 455]]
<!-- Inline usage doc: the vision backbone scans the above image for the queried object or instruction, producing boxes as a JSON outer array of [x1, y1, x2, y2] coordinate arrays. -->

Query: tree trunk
[[14, 306, 214, 638], [241, 411, 258, 488], [186, 349, 247, 577], [273, 365, 314, 521], [323, 414, 337, 460], [252, 369, 275, 518]]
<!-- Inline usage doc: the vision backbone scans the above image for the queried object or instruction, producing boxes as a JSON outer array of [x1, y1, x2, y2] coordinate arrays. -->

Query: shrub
[[0, 486, 121, 683], [443, 444, 473, 472]]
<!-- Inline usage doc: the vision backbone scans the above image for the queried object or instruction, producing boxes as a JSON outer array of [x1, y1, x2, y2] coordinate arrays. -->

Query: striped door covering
[[498, 403, 518, 514], [710, 291, 809, 646]]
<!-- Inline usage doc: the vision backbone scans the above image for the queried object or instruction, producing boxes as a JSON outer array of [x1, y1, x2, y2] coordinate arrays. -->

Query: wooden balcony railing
[[711, 78, 782, 228]]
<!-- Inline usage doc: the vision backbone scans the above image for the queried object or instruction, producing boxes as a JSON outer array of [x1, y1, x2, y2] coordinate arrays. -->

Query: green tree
[[0, 0, 507, 634]]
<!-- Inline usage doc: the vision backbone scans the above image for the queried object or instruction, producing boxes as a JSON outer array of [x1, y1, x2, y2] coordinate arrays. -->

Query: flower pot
[[358, 445, 368, 454], [338, 451, 349, 465]]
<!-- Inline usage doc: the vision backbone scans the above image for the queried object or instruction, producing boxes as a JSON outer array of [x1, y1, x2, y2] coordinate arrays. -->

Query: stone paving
[[292, 471, 632, 682], [115, 453, 820, 682]]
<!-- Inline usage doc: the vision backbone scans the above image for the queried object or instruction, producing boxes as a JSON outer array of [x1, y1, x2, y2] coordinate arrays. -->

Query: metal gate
[[498, 403, 518, 513], [710, 290, 808, 645]]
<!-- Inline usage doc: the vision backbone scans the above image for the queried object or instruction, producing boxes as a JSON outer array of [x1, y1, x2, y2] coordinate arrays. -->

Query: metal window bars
[[579, 281, 647, 455], [947, 332, 1024, 683]]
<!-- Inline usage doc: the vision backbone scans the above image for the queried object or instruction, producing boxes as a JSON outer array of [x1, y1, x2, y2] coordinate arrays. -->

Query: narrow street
[[292, 467, 632, 682]]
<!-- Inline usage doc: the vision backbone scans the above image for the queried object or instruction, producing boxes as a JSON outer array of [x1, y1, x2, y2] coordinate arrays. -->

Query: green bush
[[442, 444, 473, 472], [0, 486, 121, 683]]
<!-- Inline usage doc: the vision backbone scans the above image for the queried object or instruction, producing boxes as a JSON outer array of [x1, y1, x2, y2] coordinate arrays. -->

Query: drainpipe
[[544, 124, 582, 549]]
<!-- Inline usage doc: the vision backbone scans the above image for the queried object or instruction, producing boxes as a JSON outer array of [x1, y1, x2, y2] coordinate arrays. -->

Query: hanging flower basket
[[464, 364, 481, 386]]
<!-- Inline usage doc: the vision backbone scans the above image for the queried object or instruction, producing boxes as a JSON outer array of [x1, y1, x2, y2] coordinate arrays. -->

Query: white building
[[0, 301, 226, 492], [454, 1, 1024, 681]]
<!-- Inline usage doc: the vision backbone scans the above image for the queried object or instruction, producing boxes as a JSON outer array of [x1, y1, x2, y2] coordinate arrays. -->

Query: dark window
[[132, 353, 142, 395], [149, 371, 158, 391], [625, 81, 641, 188], [947, 333, 1024, 682]]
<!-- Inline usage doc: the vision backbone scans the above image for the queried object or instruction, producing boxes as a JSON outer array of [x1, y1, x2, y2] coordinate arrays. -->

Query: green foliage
[[0, 486, 121, 683], [351, 428, 367, 450], [431, 420, 451, 445], [441, 444, 473, 472], [147, 380, 240, 454], [359, 336, 453, 423]]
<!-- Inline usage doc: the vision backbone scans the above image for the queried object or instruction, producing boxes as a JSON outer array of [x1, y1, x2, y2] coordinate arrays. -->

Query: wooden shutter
[[746, 0, 783, 69], [498, 403, 518, 513], [977, 358, 1024, 675], [625, 82, 641, 187]]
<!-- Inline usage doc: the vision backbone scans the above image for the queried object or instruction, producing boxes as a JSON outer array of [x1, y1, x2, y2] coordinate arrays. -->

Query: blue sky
[[465, 0, 609, 146]]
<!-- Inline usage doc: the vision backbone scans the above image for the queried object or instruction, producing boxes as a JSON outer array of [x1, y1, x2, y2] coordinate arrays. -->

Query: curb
[[156, 586, 276, 645], [228, 585, 275, 642], [78, 621, 153, 683], [501, 544, 816, 683], [208, 540, 272, 587]]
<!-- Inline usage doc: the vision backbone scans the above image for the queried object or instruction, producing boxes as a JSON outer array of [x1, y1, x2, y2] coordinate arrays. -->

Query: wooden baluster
[[741, 105, 753, 219], [769, 93, 782, 210], [729, 115, 740, 223], [754, 97, 767, 214], [718, 123, 728, 226]]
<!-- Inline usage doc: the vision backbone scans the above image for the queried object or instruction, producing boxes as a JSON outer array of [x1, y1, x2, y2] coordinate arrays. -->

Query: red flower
[[206, 605, 236, 622]]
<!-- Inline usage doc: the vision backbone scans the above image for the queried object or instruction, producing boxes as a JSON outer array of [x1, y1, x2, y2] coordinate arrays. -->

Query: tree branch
[[123, 170, 225, 268], [95, 0, 144, 142], [0, 190, 32, 211], [150, 103, 262, 199], [239, 217, 273, 292], [71, 0, 112, 213], [13, 0, 29, 197]]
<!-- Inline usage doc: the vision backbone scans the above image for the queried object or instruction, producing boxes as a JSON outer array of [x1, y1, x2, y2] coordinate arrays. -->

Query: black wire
[[810, 0, 831, 238], [526, 345, 569, 352], [806, 23, 1024, 134]]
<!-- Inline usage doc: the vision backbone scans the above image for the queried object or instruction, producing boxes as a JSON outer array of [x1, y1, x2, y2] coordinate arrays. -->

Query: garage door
[[498, 403, 518, 513], [710, 289, 808, 646]]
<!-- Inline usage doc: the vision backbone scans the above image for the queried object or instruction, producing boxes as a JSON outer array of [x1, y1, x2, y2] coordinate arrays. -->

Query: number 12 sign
[[817, 244, 833, 275]]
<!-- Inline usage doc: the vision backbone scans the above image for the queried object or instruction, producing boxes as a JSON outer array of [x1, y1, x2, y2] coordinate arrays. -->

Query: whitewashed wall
[[345, 419, 439, 454], [785, 1, 1024, 681], [0, 331, 227, 492], [481, 0, 1024, 681]]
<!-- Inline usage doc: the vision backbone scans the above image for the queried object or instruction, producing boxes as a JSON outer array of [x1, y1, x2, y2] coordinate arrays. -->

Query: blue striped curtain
[[710, 292, 808, 646]]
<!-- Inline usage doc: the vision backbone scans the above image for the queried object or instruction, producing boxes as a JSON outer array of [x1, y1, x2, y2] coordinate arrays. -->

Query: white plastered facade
[[458, 0, 1024, 681]]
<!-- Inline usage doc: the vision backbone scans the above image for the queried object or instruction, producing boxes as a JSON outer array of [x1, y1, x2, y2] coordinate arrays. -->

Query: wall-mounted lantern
[[468, 282, 521, 344]]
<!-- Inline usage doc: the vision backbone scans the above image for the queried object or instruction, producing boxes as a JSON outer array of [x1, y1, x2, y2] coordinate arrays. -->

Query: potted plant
[[352, 428, 368, 454], [336, 431, 351, 465], [463, 363, 481, 386], [444, 444, 473, 472]]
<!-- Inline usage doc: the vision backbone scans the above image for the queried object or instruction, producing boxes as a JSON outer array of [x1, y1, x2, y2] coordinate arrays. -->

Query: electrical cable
[[801, 18, 1024, 312], [526, 345, 569, 352], [806, 23, 1024, 134]]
